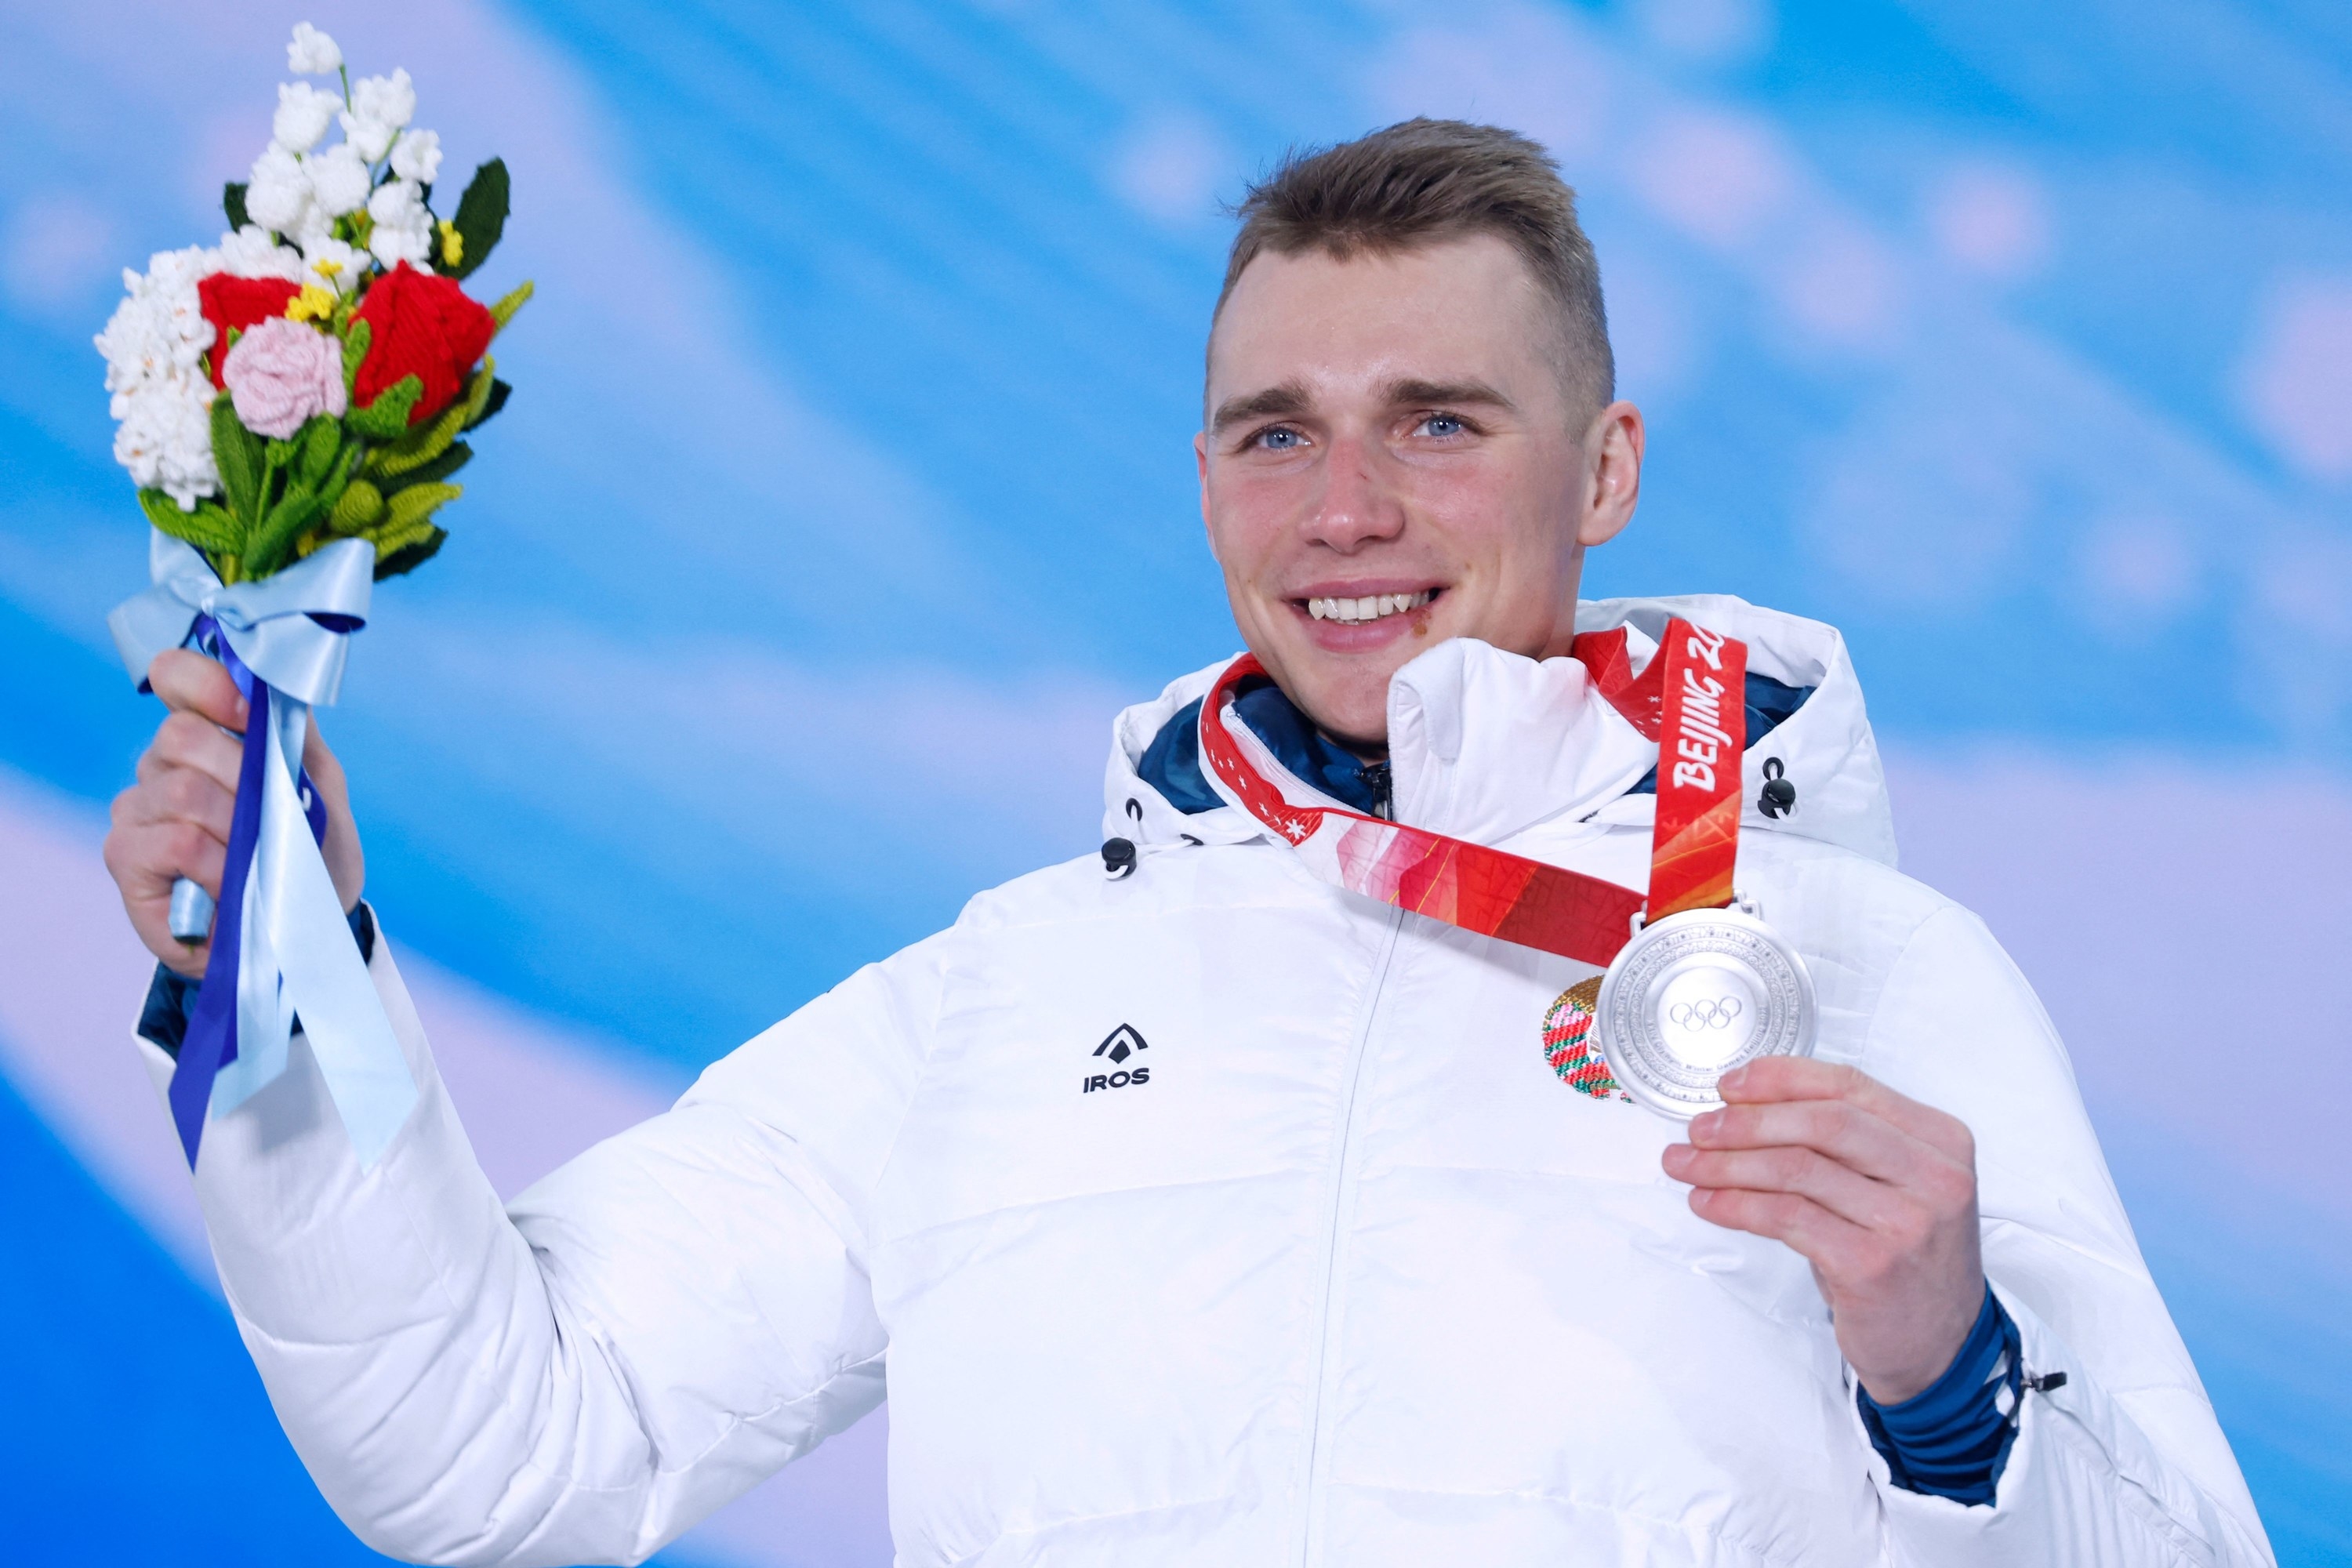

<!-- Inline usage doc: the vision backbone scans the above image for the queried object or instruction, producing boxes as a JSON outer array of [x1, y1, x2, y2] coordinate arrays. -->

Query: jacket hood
[[1105, 594, 1897, 870]]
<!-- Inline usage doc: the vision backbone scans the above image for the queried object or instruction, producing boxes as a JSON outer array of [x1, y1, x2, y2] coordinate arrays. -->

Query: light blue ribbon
[[111, 529, 418, 1168], [109, 532, 375, 706]]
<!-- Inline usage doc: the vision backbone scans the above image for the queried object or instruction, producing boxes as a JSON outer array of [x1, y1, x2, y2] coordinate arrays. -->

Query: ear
[[1577, 401, 1645, 549], [1196, 429, 1219, 562]]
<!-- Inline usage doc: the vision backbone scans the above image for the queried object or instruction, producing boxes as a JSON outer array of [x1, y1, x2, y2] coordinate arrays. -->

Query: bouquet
[[100, 24, 530, 1171]]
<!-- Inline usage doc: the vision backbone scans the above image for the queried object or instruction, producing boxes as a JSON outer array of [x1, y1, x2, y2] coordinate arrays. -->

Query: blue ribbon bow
[[109, 532, 418, 1170]]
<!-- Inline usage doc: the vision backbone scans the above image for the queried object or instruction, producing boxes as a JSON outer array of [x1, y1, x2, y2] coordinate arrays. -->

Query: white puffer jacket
[[141, 597, 2272, 1567]]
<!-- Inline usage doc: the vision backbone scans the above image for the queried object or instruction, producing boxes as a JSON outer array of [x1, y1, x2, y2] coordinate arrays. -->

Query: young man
[[105, 121, 2268, 1566]]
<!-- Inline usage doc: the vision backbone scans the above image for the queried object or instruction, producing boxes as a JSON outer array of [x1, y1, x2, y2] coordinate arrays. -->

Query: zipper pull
[[1359, 760, 1392, 819]]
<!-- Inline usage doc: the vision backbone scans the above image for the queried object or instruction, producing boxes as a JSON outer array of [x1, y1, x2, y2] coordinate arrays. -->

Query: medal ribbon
[[1196, 620, 1746, 965]]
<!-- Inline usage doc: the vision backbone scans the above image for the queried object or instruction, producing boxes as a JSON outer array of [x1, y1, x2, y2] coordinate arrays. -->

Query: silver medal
[[1592, 904, 1817, 1120]]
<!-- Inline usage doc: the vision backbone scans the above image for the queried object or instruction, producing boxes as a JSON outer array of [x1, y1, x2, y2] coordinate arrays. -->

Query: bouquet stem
[[170, 877, 218, 942]]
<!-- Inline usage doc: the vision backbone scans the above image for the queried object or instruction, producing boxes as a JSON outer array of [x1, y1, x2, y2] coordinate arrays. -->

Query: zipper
[[1295, 902, 1407, 1566]]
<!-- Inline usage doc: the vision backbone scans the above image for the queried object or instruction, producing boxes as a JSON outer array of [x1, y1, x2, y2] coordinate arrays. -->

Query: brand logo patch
[[1543, 978, 1629, 1101], [1084, 1025, 1152, 1094]]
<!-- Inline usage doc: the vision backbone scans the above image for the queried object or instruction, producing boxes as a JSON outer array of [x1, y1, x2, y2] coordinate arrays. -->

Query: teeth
[[1305, 590, 1432, 623]]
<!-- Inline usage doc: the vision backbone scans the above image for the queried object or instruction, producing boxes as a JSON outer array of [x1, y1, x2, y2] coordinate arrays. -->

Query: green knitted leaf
[[367, 397, 467, 478], [210, 398, 263, 525], [459, 358, 497, 424], [330, 479, 384, 533], [245, 484, 331, 579], [464, 378, 512, 431], [296, 416, 343, 489], [447, 158, 508, 281], [140, 489, 241, 556], [223, 183, 249, 231], [371, 523, 448, 579], [347, 375, 423, 440], [487, 280, 532, 333], [339, 318, 372, 395], [381, 441, 471, 492], [376, 481, 462, 533]]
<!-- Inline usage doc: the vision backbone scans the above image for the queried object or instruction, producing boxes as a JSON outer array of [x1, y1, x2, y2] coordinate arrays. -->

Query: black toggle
[[1758, 757, 1796, 819], [2025, 1370, 2069, 1394], [1102, 837, 1138, 878]]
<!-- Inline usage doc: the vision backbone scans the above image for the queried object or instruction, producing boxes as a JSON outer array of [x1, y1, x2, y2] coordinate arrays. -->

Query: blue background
[[2, 1, 2347, 1562]]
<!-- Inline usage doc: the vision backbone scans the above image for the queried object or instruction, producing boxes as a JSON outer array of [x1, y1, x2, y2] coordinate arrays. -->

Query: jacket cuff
[[1857, 1283, 2023, 1505], [136, 901, 378, 1059]]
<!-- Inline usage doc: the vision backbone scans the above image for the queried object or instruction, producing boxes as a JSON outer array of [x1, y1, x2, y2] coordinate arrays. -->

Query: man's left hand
[[1661, 1058, 1984, 1404]]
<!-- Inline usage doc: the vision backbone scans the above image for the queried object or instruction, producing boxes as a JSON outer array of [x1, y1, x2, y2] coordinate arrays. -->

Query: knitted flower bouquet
[[100, 24, 532, 1171], [99, 23, 528, 585]]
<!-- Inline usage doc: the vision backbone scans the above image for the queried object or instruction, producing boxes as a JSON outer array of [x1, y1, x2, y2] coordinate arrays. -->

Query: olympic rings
[[1667, 996, 1743, 1030]]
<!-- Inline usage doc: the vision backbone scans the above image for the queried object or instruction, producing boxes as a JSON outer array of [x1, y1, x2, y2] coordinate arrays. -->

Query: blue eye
[[1420, 413, 1465, 438], [1257, 426, 1305, 451]]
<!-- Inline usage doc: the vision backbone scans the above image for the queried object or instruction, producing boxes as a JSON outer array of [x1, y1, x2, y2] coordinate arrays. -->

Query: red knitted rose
[[196, 274, 303, 389], [350, 262, 497, 426]]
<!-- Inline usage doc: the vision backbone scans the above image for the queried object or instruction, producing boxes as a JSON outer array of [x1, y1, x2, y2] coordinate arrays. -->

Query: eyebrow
[[1209, 376, 1522, 435], [1386, 377, 1518, 412], [1209, 379, 1312, 434]]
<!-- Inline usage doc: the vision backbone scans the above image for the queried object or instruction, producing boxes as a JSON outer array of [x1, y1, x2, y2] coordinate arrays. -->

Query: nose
[[1301, 433, 1405, 553]]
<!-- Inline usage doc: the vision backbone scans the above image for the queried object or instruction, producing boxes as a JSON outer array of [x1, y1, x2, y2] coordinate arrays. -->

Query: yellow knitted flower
[[285, 284, 336, 323]]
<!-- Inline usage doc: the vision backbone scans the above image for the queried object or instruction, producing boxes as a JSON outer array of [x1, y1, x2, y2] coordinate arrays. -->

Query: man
[[105, 121, 2268, 1565]]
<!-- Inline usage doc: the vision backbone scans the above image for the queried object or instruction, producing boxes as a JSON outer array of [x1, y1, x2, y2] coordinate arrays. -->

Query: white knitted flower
[[245, 144, 314, 236], [308, 143, 373, 218], [299, 232, 367, 294], [272, 82, 339, 154], [340, 114, 394, 165], [388, 128, 443, 186], [365, 180, 434, 267], [94, 245, 222, 509], [342, 69, 416, 162], [287, 23, 342, 75], [215, 224, 307, 282]]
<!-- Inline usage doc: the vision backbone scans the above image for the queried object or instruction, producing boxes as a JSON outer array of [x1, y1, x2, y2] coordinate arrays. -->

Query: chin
[[1283, 665, 1399, 751]]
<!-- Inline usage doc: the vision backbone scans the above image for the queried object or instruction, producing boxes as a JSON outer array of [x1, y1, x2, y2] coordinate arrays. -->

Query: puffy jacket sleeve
[[136, 920, 950, 1567], [1856, 903, 2273, 1567]]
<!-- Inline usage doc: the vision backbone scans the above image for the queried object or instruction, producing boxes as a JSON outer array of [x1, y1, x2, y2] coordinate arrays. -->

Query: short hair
[[1215, 118, 1614, 416]]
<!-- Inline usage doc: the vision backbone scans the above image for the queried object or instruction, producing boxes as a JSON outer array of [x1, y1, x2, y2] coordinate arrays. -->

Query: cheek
[[1206, 472, 1296, 578]]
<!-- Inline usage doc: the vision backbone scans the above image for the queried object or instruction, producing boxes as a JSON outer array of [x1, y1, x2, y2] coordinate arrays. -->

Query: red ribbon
[[1197, 621, 1746, 967]]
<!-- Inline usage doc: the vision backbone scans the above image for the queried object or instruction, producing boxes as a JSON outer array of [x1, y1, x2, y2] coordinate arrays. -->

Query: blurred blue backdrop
[[2, 1, 2347, 1563]]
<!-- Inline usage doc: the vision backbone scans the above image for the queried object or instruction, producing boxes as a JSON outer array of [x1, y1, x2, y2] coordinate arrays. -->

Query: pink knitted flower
[[220, 314, 347, 439]]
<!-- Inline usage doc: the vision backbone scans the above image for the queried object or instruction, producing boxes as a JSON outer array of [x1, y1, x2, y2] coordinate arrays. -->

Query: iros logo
[[1083, 1024, 1151, 1094]]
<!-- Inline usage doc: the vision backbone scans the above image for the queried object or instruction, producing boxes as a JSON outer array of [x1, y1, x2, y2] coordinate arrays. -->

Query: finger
[[148, 648, 247, 729], [139, 711, 245, 797], [103, 817, 228, 903], [1686, 1185, 1871, 1262], [112, 765, 238, 846], [1720, 1058, 1973, 1165], [298, 718, 365, 913], [1664, 1142, 1918, 1233], [299, 716, 346, 800], [1686, 1097, 1927, 1186]]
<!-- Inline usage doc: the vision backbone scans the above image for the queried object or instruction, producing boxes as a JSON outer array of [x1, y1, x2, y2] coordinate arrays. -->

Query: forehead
[[1206, 234, 1563, 410]]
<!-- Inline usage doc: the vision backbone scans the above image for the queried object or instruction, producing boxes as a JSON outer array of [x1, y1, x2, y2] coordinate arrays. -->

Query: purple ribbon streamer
[[166, 617, 327, 1169]]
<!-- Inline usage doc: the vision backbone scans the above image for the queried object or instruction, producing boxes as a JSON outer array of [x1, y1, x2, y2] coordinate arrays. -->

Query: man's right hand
[[103, 648, 366, 979]]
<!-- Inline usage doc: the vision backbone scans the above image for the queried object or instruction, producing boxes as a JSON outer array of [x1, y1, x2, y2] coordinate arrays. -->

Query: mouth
[[1300, 588, 1439, 625]]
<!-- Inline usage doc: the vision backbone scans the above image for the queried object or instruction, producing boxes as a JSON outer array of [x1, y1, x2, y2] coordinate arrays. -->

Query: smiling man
[[105, 120, 2268, 1566]]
